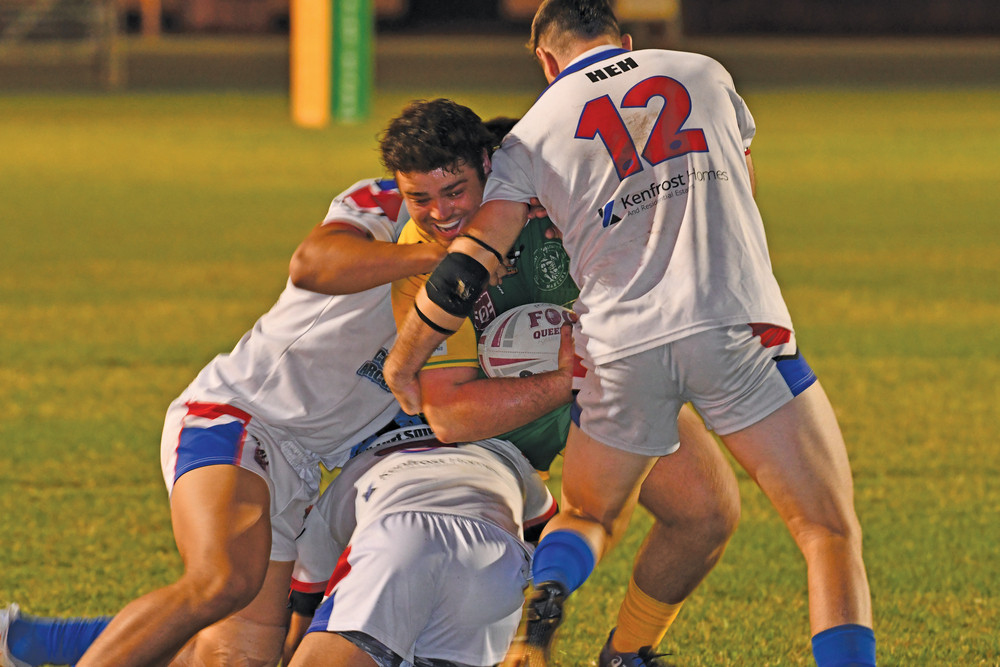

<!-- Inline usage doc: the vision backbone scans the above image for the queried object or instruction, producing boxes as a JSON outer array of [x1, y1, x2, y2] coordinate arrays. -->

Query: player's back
[[486, 47, 791, 365]]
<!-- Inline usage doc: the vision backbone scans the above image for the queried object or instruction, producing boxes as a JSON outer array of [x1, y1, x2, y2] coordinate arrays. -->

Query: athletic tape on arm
[[424, 252, 490, 318]]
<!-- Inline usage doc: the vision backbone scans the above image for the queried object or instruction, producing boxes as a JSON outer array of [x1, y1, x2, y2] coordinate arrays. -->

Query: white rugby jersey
[[292, 427, 557, 590], [484, 46, 792, 366], [176, 179, 408, 468]]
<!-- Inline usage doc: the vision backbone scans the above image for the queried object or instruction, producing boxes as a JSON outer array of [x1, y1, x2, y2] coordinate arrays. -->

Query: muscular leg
[[173, 560, 294, 667], [604, 406, 740, 656], [720, 382, 872, 634], [77, 465, 273, 667], [543, 422, 657, 561], [632, 405, 740, 605]]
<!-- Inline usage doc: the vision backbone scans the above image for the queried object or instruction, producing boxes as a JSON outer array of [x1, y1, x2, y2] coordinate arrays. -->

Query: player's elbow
[[425, 416, 461, 443], [422, 406, 467, 444], [289, 246, 318, 291]]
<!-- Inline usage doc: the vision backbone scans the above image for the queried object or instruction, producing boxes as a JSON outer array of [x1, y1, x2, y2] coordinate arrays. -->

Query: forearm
[[290, 225, 444, 294], [423, 370, 572, 442]]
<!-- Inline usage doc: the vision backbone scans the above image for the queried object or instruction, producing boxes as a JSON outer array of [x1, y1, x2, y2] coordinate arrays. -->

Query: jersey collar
[[549, 46, 630, 88]]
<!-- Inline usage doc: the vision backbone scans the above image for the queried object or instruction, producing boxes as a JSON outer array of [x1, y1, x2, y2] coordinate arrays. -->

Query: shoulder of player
[[326, 178, 404, 222]]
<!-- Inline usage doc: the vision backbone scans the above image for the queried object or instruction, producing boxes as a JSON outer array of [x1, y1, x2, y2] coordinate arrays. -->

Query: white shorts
[[159, 398, 322, 562], [573, 323, 817, 455], [307, 511, 531, 666]]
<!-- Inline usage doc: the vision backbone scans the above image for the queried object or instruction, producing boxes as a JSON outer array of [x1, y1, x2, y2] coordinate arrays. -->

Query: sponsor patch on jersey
[[472, 291, 498, 331], [356, 348, 391, 392], [533, 240, 570, 292]]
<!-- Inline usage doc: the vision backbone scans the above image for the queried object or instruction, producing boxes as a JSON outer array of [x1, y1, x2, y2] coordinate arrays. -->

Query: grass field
[[1, 85, 998, 666]]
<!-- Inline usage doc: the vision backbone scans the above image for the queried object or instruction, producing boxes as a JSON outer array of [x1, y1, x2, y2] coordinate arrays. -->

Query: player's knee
[[177, 568, 263, 622], [640, 478, 741, 549], [177, 616, 286, 667], [787, 507, 864, 557]]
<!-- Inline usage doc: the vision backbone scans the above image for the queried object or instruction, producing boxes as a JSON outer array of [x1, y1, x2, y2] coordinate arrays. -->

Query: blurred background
[[1, 0, 998, 93]]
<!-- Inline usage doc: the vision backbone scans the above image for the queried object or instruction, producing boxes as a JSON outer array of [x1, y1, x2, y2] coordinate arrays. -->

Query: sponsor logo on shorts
[[254, 443, 269, 471]]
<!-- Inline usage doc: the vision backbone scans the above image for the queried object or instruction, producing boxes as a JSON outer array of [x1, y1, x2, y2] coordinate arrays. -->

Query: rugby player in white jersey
[[2, 176, 446, 667], [384, 3, 876, 666], [287, 427, 559, 667]]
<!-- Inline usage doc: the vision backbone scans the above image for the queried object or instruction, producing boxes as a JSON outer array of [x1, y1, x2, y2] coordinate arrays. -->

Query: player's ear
[[621, 33, 633, 51], [535, 46, 561, 83], [481, 149, 492, 178]]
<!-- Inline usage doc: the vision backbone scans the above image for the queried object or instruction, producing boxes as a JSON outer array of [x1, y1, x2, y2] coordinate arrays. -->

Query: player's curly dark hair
[[529, 0, 620, 55], [379, 99, 497, 184], [483, 116, 519, 150]]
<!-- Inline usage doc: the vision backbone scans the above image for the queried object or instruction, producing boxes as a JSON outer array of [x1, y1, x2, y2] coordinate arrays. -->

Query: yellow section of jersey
[[391, 220, 480, 370]]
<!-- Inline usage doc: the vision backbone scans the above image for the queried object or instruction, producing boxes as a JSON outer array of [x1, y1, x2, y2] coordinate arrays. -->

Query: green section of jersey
[[472, 217, 579, 472]]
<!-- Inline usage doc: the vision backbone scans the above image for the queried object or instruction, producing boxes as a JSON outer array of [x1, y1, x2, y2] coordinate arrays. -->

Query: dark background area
[[63, 0, 1000, 35], [1, 0, 998, 92]]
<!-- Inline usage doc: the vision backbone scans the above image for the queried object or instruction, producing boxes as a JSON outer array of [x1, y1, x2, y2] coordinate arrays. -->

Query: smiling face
[[396, 157, 489, 244]]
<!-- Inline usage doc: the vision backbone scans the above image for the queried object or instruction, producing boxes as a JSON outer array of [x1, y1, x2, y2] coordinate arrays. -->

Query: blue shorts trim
[[306, 592, 335, 635], [774, 350, 818, 397], [173, 420, 249, 483]]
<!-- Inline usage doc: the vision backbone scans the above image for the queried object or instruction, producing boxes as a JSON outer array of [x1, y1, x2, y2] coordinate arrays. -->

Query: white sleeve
[[482, 138, 538, 206], [726, 86, 756, 152], [322, 178, 409, 242]]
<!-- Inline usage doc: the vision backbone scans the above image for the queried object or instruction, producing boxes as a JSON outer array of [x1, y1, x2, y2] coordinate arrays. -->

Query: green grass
[[1, 87, 998, 665]]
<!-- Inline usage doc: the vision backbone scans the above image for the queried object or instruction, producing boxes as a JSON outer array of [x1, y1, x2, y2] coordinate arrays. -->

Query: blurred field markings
[[1, 33, 998, 91]]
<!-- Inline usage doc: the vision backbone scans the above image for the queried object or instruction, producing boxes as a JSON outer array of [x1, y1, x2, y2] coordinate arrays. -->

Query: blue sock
[[811, 623, 876, 667], [8, 613, 113, 666], [530, 529, 596, 594]]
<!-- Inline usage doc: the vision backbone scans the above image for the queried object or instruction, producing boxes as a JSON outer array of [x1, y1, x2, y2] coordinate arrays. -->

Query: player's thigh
[[170, 464, 272, 586], [638, 406, 739, 526], [162, 401, 320, 566], [721, 382, 858, 530], [288, 631, 379, 667]]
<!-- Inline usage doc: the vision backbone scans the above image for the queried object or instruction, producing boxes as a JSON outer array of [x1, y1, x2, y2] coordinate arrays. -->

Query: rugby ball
[[478, 303, 573, 379]]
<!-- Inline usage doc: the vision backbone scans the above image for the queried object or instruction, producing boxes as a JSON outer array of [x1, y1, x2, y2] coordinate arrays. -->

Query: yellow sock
[[612, 576, 684, 653]]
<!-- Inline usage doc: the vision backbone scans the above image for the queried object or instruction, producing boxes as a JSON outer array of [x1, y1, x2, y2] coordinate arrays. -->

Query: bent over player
[[288, 423, 557, 667], [384, 4, 876, 667]]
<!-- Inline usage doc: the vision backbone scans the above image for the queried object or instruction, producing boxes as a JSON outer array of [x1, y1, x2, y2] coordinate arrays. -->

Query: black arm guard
[[425, 251, 490, 318]]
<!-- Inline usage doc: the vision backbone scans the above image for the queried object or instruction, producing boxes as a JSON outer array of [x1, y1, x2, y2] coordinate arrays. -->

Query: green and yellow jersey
[[391, 217, 579, 471]]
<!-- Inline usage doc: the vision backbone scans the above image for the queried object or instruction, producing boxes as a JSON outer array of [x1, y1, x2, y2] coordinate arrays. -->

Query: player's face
[[396, 161, 486, 244]]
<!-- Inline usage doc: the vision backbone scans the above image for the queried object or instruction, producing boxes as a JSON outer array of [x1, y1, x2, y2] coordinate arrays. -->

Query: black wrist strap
[[458, 233, 505, 264], [414, 302, 457, 335]]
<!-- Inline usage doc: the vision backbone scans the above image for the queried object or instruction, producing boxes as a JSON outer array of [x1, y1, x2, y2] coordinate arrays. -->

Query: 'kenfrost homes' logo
[[599, 168, 730, 227]]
